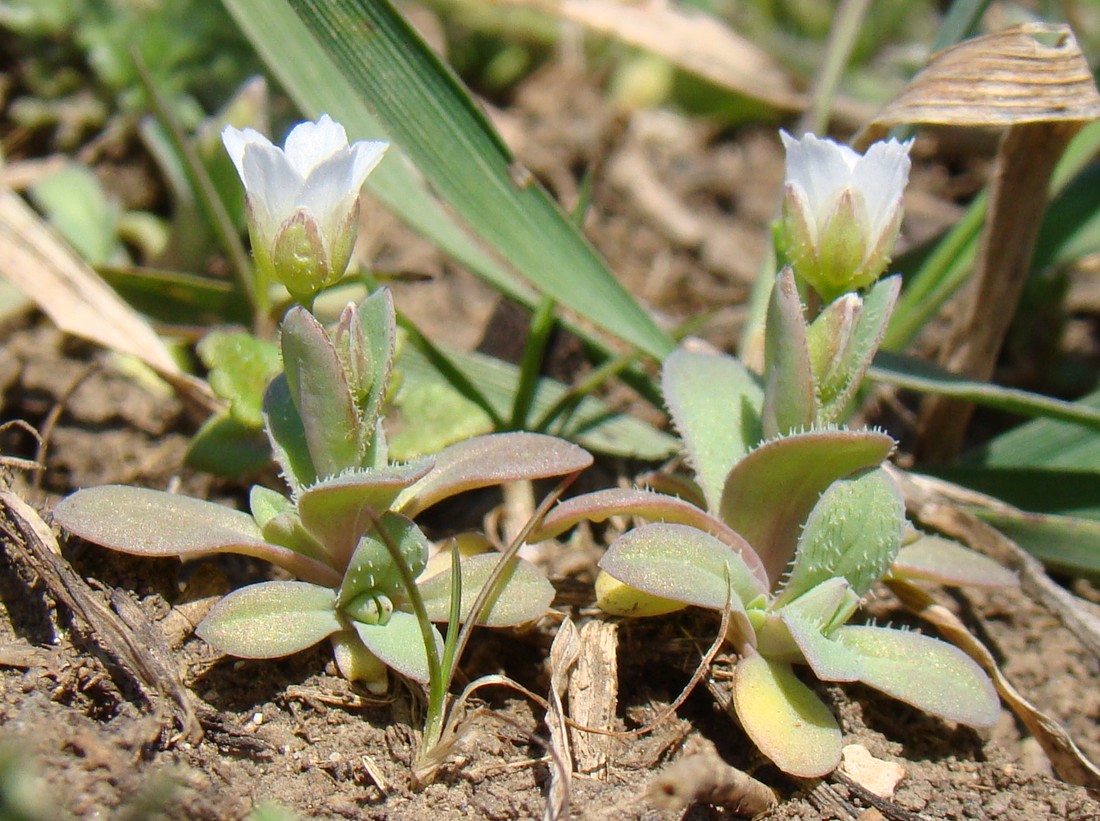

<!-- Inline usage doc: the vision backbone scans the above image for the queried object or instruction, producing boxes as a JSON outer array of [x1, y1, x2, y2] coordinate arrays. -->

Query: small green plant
[[529, 132, 1015, 777], [52, 116, 593, 756]]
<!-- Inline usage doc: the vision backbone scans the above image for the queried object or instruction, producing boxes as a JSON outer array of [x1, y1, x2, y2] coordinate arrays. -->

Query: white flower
[[223, 115, 388, 301], [779, 131, 911, 301]]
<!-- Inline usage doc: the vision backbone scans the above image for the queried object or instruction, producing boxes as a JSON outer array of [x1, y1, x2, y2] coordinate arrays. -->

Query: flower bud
[[222, 115, 387, 302], [779, 131, 911, 302]]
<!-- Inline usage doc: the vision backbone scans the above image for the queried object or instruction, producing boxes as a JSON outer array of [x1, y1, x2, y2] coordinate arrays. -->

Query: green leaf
[[280, 307, 361, 478], [263, 373, 317, 493], [777, 468, 903, 605], [53, 485, 339, 586], [719, 429, 896, 588], [971, 508, 1100, 578], [353, 610, 443, 684], [356, 288, 397, 442], [417, 552, 553, 626], [762, 268, 815, 438], [338, 513, 429, 607], [388, 380, 494, 461], [297, 460, 433, 565], [28, 163, 120, 266], [197, 331, 281, 428], [185, 410, 272, 477], [599, 522, 766, 640], [529, 487, 769, 590], [835, 625, 1000, 727], [284, 0, 674, 359], [249, 485, 293, 528], [661, 347, 763, 512], [732, 654, 841, 777], [811, 276, 900, 425], [891, 534, 1018, 588], [393, 432, 593, 518], [767, 579, 862, 677], [396, 343, 678, 461], [196, 580, 341, 658], [868, 351, 1100, 432]]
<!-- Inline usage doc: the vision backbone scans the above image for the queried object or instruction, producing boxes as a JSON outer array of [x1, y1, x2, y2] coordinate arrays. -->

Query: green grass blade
[[868, 351, 1100, 432], [286, 0, 674, 360]]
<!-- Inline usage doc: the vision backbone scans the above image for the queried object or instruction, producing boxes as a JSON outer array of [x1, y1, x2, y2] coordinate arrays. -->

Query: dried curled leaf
[[859, 23, 1100, 146]]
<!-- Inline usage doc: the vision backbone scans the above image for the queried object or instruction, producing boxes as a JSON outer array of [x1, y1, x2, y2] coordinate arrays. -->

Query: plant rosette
[[54, 289, 594, 693], [530, 344, 1014, 777]]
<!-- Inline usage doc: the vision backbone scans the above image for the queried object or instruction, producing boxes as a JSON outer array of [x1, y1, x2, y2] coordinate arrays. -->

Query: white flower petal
[[297, 151, 361, 241], [221, 125, 271, 182], [283, 114, 350, 178], [850, 139, 912, 237], [242, 145, 301, 239], [782, 132, 861, 225], [347, 140, 389, 191]]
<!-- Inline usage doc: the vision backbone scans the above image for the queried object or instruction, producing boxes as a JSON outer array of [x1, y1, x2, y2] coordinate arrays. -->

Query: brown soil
[[2, 52, 1100, 821]]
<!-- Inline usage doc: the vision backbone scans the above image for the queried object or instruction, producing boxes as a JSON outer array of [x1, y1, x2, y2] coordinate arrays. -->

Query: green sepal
[[661, 347, 764, 513], [196, 581, 341, 658], [732, 654, 841, 777]]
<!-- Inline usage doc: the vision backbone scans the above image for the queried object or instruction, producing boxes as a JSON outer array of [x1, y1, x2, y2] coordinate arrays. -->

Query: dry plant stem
[[0, 487, 202, 744], [568, 619, 618, 779], [916, 120, 1079, 462], [648, 736, 778, 817], [546, 618, 579, 821]]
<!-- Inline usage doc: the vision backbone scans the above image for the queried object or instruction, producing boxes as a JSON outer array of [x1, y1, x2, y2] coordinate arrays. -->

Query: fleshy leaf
[[250, 485, 293, 528], [758, 578, 860, 669], [197, 330, 282, 428], [777, 468, 904, 605], [599, 522, 766, 642], [719, 429, 896, 588], [890, 534, 1019, 588], [338, 512, 429, 607], [353, 610, 443, 683], [330, 628, 389, 693], [297, 459, 433, 565], [53, 485, 339, 586], [280, 306, 360, 478], [259, 510, 334, 567], [393, 432, 593, 518], [732, 654, 842, 777], [835, 625, 1001, 727], [762, 267, 816, 438], [263, 373, 316, 493], [594, 570, 687, 617], [529, 487, 768, 591], [416, 551, 553, 626], [661, 347, 763, 512], [196, 581, 341, 658], [814, 276, 900, 425]]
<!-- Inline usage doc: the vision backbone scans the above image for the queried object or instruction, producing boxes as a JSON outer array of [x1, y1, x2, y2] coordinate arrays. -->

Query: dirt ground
[[3, 52, 1100, 820]]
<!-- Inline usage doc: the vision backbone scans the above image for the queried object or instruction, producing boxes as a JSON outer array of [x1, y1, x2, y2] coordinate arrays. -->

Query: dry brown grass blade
[[545, 617, 579, 821], [887, 577, 1100, 792], [0, 485, 203, 745], [0, 186, 218, 412], [486, 0, 813, 114]]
